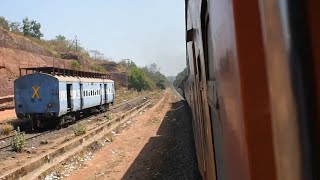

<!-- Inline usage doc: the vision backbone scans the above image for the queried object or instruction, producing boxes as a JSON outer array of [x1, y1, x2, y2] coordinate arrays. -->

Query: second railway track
[[0, 94, 151, 151], [0, 95, 153, 180]]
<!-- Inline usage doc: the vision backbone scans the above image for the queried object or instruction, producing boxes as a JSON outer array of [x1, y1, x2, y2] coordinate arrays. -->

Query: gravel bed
[[0, 98, 149, 175], [122, 99, 202, 179]]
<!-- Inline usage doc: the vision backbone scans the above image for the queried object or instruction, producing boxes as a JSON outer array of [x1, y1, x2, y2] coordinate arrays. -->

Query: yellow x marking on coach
[[32, 86, 40, 99]]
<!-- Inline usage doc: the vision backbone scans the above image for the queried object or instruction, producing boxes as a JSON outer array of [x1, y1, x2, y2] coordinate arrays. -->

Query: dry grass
[[115, 88, 149, 104], [0, 123, 14, 136], [73, 123, 87, 136], [104, 132, 115, 142]]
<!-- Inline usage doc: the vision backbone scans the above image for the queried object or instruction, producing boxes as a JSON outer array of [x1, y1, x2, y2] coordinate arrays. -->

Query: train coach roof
[[54, 75, 114, 83], [17, 73, 114, 83]]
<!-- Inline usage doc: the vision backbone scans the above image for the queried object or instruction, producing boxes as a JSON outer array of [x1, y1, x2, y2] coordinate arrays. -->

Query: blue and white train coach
[[14, 73, 115, 126]]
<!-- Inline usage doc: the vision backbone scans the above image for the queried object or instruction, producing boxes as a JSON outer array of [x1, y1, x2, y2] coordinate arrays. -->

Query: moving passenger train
[[184, 0, 320, 179]]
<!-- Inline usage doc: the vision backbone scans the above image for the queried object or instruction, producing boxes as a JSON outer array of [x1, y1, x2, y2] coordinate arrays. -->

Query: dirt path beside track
[[65, 89, 201, 180], [0, 109, 16, 122]]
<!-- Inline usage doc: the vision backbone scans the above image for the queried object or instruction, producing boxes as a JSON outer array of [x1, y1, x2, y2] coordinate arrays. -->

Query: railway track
[[0, 94, 151, 151], [0, 130, 55, 150], [0, 94, 150, 126], [0, 95, 153, 179]]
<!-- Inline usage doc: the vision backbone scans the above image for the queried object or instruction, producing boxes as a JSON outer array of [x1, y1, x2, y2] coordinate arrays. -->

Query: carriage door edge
[[80, 83, 83, 109], [104, 84, 107, 103], [66, 84, 73, 111], [100, 84, 102, 105]]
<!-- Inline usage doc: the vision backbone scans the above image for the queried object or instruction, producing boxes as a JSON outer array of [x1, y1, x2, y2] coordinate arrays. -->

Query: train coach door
[[104, 84, 107, 103], [100, 84, 102, 104], [80, 83, 83, 109], [66, 84, 73, 111]]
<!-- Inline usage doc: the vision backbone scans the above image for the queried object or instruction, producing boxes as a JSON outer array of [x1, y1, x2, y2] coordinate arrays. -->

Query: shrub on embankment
[[121, 59, 168, 92]]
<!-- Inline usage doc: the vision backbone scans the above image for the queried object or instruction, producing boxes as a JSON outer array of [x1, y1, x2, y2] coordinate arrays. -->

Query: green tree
[[22, 17, 31, 36], [119, 59, 137, 70], [0, 16, 10, 30], [142, 63, 168, 89], [173, 68, 187, 89], [30, 20, 43, 39], [55, 34, 66, 41], [22, 18, 43, 39], [9, 22, 21, 32], [128, 67, 150, 91], [156, 78, 166, 89]]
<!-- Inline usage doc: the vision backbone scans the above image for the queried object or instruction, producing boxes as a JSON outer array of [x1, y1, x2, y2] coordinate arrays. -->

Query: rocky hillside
[[0, 28, 52, 56], [0, 47, 73, 96], [0, 28, 126, 97]]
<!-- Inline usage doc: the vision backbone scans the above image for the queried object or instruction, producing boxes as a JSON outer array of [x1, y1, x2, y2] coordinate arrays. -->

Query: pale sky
[[1, 0, 186, 76]]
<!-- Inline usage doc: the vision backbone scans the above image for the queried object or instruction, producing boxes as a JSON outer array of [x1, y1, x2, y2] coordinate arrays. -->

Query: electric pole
[[75, 35, 79, 52]]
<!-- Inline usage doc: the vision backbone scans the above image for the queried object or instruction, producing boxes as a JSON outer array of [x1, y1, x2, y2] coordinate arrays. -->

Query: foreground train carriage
[[14, 72, 114, 126], [184, 0, 320, 179]]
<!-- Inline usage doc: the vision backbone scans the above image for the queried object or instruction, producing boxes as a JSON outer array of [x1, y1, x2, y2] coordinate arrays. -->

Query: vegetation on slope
[[0, 16, 168, 91], [0, 16, 105, 70], [119, 59, 168, 91]]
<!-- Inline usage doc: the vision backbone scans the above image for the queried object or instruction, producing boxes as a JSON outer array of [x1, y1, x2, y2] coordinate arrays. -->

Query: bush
[[0, 16, 10, 31], [71, 60, 81, 70], [74, 123, 86, 136], [105, 113, 112, 120], [128, 67, 150, 91], [90, 64, 105, 72], [156, 79, 166, 89], [11, 127, 25, 152], [0, 123, 14, 135]]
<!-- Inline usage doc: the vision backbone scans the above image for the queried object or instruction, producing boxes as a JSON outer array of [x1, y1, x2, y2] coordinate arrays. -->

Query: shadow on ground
[[122, 100, 202, 180]]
